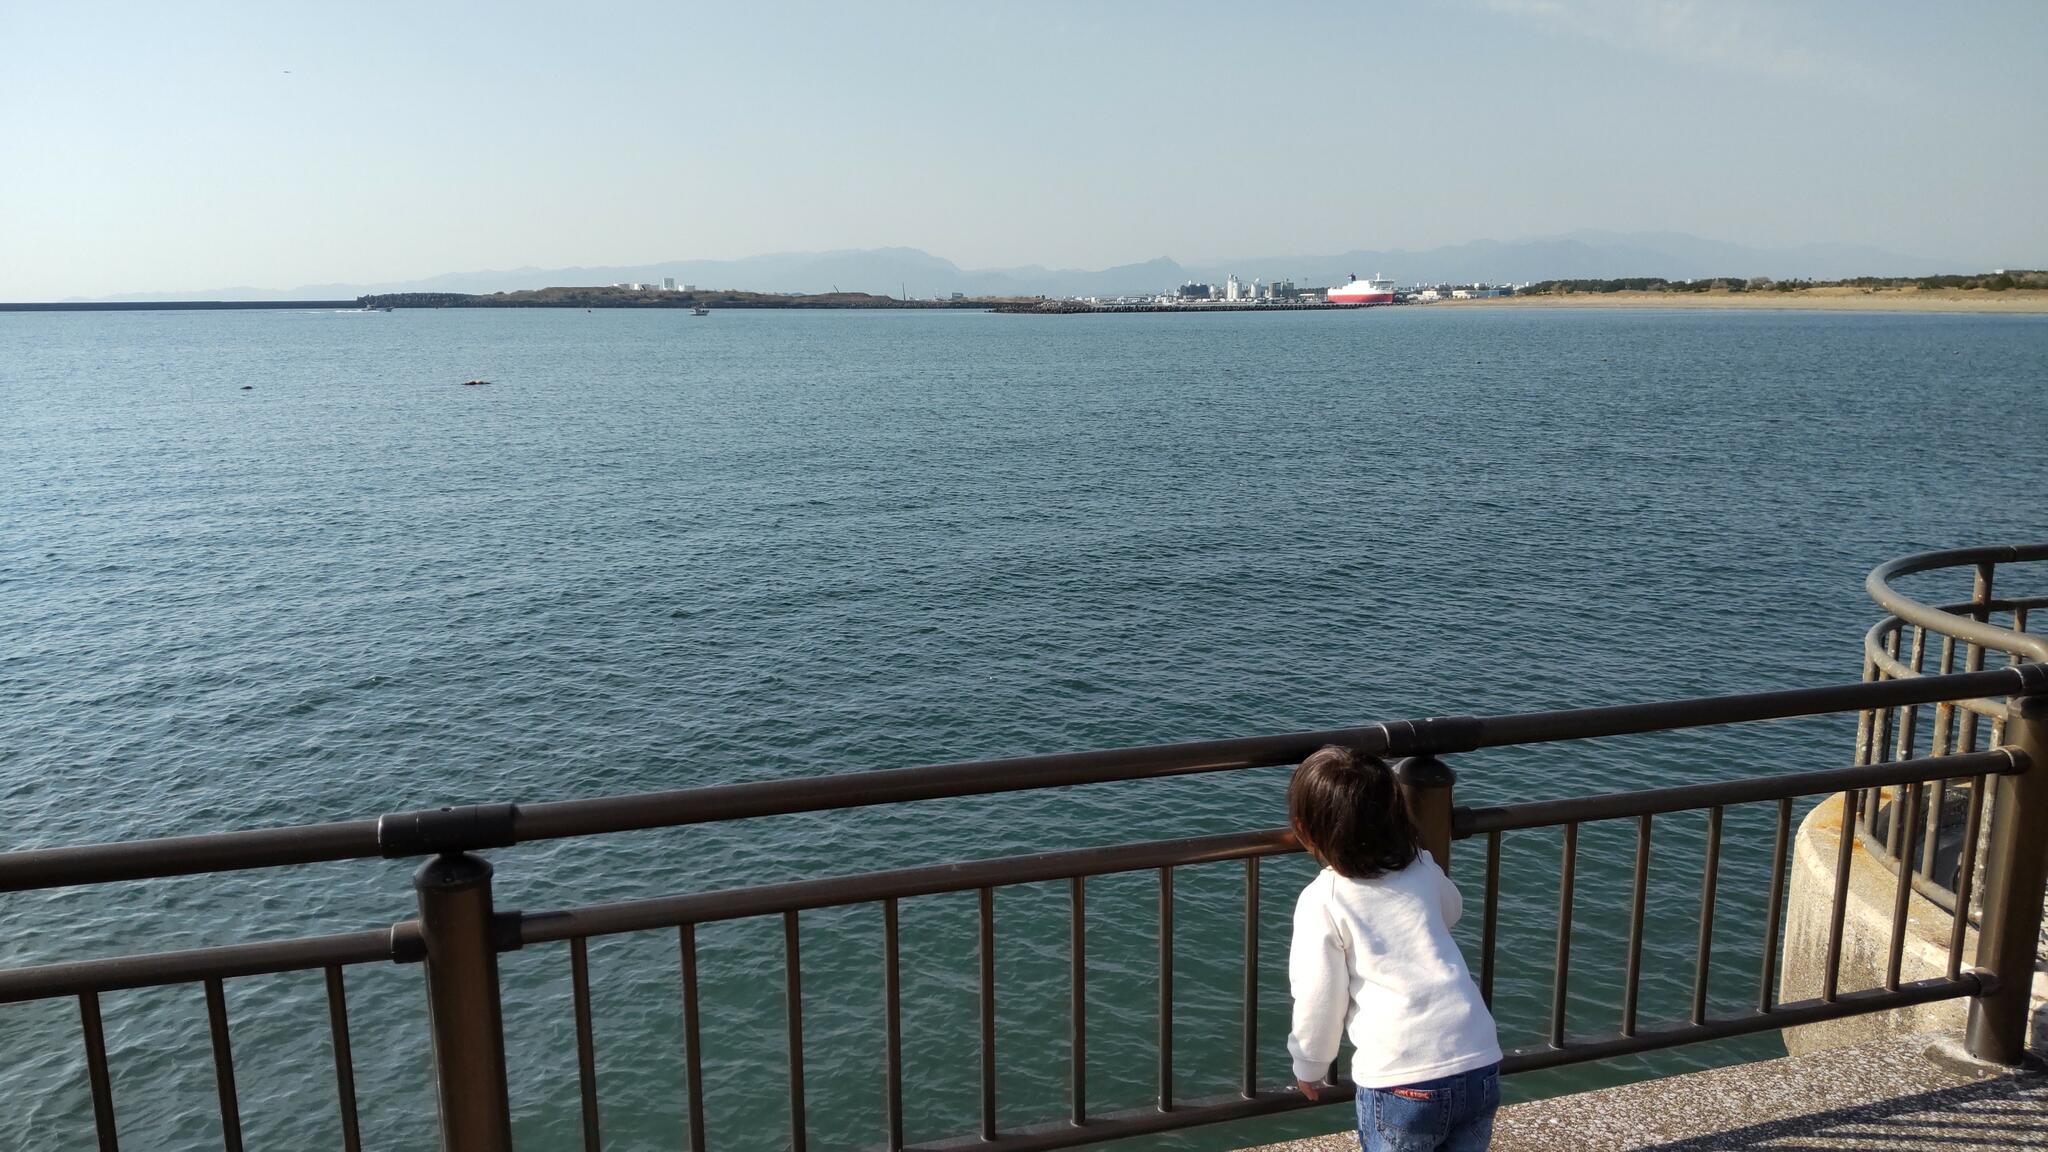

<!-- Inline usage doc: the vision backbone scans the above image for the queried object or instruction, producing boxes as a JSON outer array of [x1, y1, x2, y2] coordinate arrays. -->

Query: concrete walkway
[[1244, 1035, 2047, 1151]]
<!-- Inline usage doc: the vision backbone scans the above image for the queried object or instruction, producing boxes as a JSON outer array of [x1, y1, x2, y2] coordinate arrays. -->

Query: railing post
[[1965, 690, 2048, 1065], [1394, 755, 1456, 869], [415, 852, 514, 1151]]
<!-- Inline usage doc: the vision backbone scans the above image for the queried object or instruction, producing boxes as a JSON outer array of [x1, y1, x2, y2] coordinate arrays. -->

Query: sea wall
[[1779, 791, 2048, 1055]]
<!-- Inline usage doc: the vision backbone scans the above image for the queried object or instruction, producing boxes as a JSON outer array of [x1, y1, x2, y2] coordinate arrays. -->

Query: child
[[1286, 744, 1502, 1152]]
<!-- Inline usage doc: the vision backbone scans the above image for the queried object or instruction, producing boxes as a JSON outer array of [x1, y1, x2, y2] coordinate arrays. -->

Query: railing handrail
[[0, 925, 422, 1005], [0, 745, 2024, 1006], [1867, 543, 2048, 663], [522, 749, 2022, 945], [1458, 749, 2019, 835], [4, 663, 2043, 894]]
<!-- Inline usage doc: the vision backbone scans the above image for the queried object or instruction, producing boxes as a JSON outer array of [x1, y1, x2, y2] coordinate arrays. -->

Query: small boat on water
[[691, 306, 710, 317], [461, 379, 489, 387]]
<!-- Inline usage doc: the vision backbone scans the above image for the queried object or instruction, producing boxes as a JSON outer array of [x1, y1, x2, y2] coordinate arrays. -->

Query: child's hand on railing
[[1296, 1079, 1323, 1100]]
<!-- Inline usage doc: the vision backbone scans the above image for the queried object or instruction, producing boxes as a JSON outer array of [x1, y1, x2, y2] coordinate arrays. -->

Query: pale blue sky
[[3, 1, 2043, 299]]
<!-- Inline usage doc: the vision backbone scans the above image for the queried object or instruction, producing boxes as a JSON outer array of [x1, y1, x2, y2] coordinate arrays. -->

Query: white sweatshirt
[[1287, 851, 1501, 1088]]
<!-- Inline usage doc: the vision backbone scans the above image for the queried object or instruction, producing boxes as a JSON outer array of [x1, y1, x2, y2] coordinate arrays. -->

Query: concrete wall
[[1779, 791, 2047, 1056]]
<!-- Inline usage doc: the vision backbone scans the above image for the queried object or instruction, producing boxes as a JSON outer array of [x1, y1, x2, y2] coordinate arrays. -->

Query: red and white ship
[[1326, 274, 1395, 305]]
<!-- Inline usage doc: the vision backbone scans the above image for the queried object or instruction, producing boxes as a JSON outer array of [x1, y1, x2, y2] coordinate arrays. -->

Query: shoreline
[[9, 289, 2045, 316], [1440, 288, 2048, 314]]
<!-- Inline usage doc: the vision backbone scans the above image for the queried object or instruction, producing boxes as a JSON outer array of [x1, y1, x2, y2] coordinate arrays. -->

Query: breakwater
[[356, 289, 1011, 309], [0, 300, 359, 312]]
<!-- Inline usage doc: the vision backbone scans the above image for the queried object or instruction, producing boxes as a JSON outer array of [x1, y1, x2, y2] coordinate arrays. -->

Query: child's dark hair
[[1287, 745, 1420, 879]]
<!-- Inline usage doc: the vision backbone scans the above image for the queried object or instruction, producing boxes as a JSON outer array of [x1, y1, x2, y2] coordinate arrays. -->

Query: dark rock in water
[[240, 385, 253, 390], [461, 379, 489, 386]]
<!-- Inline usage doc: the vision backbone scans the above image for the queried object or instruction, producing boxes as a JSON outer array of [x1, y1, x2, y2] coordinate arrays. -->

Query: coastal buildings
[[602, 279, 699, 293], [1088, 277, 1526, 308], [1061, 276, 1522, 310]]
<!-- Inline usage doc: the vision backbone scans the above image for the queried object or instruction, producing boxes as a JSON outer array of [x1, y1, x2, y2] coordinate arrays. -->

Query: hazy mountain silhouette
[[79, 234, 1959, 302]]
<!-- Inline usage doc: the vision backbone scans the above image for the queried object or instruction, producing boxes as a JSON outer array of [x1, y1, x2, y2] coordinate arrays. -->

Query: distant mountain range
[[82, 231, 1971, 302]]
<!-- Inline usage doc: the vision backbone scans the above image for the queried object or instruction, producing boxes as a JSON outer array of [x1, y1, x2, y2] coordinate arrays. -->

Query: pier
[[1, 544, 2043, 1151]]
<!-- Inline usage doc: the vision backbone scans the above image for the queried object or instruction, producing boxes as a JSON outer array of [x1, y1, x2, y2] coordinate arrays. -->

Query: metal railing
[[1856, 545, 2048, 920], [2, 559, 2046, 1151]]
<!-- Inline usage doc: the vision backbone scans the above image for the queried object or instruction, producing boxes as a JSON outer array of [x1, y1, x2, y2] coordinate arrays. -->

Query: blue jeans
[[1354, 1063, 1500, 1152]]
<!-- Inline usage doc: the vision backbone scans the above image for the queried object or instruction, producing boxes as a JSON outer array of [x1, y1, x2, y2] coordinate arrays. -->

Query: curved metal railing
[[1855, 544, 2048, 919]]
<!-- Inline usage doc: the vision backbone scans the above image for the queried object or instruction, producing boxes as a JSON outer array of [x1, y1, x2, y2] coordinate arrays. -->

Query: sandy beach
[[1448, 287, 2048, 314]]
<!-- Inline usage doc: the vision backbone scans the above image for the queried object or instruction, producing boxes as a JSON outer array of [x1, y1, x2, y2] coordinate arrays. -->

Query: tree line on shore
[[1519, 270, 2046, 295]]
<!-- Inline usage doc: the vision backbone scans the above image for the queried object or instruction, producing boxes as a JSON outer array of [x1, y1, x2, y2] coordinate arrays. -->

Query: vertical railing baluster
[[1241, 857, 1259, 1099], [2000, 606, 2033, 746], [79, 992, 118, 1152], [1886, 785, 1926, 991], [1691, 807, 1723, 1025], [979, 886, 997, 1141], [1872, 635, 1902, 856], [1158, 866, 1174, 1112], [1920, 777, 1946, 880], [1865, 652, 1894, 844], [324, 966, 363, 1152], [203, 978, 243, 1152], [1932, 634, 1958, 756], [1854, 652, 1878, 768], [1759, 799, 1793, 1013], [1874, 630, 1900, 768], [1884, 777, 1906, 858], [1480, 832, 1501, 1010], [883, 901, 903, 1152], [1550, 823, 1577, 1048], [571, 938, 602, 1152], [678, 925, 706, 1152], [1823, 789, 1858, 1002], [1871, 632, 1901, 852], [1621, 816, 1650, 1037], [1958, 563, 1994, 752], [1070, 876, 1086, 1126], [785, 911, 807, 1152], [1947, 776, 1989, 981], [1896, 626, 1926, 763]]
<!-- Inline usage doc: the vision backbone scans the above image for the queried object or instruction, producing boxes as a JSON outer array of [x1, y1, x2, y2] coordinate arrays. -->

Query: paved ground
[[1243, 1035, 2048, 1151]]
